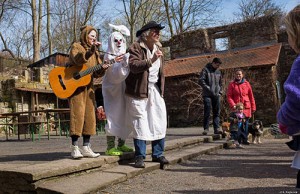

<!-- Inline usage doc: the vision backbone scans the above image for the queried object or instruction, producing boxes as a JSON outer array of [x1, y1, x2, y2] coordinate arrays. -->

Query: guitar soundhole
[[58, 75, 66, 90]]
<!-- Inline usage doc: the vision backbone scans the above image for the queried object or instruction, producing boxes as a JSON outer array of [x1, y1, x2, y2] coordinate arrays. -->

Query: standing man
[[198, 57, 223, 135], [125, 21, 169, 168]]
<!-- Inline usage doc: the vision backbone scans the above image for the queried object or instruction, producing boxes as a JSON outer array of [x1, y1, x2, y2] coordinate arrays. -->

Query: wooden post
[[97, 29, 102, 51], [21, 93, 24, 112], [36, 92, 39, 114]]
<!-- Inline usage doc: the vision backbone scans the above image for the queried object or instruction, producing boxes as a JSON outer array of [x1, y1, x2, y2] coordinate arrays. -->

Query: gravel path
[[100, 138, 298, 194]]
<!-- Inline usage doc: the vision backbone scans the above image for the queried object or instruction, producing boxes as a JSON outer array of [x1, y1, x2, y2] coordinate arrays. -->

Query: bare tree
[[163, 0, 222, 37], [180, 77, 202, 119], [0, 0, 19, 57], [46, 0, 52, 55], [50, 0, 102, 53], [37, 0, 42, 59], [30, 0, 44, 62], [73, 0, 77, 43], [0, 0, 40, 59], [234, 0, 283, 21], [0, 0, 104, 60], [0, 32, 15, 58], [180, 69, 240, 124], [82, 0, 100, 26], [120, 0, 164, 43]]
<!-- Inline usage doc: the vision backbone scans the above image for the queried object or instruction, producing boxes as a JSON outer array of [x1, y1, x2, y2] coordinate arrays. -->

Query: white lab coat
[[125, 44, 167, 141]]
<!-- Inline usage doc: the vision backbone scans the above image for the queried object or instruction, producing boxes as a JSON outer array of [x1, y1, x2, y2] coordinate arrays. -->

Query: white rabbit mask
[[105, 31, 127, 61]]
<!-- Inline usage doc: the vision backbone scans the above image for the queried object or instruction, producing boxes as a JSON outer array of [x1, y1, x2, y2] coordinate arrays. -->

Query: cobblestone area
[[101, 137, 298, 194], [0, 127, 296, 194]]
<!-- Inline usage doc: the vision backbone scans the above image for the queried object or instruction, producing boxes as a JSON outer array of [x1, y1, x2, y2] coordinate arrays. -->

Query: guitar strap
[[65, 63, 69, 67], [95, 50, 102, 65]]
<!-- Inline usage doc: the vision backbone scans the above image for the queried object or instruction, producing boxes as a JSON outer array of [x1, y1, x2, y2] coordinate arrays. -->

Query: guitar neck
[[78, 59, 115, 78]]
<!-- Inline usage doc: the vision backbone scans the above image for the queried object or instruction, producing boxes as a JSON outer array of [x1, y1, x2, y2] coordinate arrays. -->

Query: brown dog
[[222, 122, 231, 140]]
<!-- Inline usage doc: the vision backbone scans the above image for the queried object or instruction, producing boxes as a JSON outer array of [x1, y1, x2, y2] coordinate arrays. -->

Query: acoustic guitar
[[49, 59, 114, 99]]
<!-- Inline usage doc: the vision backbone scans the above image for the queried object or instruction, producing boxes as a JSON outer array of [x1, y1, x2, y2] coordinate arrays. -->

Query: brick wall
[[165, 66, 279, 127]]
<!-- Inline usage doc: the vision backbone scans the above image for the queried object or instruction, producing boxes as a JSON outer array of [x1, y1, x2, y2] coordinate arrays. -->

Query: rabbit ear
[[109, 23, 130, 37]]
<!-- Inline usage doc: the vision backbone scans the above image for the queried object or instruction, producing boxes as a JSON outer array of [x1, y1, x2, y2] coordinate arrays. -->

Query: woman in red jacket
[[227, 69, 256, 145]]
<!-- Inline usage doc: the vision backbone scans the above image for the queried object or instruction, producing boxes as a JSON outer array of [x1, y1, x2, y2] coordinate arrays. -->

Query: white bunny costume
[[102, 25, 132, 140]]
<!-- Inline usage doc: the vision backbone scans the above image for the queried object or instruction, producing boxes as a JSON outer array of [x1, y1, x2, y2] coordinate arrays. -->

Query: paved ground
[[100, 137, 298, 194], [0, 127, 202, 166], [0, 127, 297, 194]]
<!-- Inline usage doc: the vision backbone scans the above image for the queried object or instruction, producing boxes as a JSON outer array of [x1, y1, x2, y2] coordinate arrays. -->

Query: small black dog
[[248, 120, 263, 144]]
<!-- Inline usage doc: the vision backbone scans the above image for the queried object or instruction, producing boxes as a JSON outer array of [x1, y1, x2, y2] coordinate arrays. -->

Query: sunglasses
[[150, 29, 160, 34]]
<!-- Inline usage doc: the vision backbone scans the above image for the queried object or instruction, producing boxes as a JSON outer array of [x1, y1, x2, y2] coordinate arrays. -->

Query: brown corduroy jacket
[[125, 41, 165, 98]]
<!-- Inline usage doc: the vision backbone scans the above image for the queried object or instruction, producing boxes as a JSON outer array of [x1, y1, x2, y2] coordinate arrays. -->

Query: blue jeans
[[203, 96, 220, 131], [231, 120, 249, 143], [134, 138, 165, 159], [243, 118, 249, 142], [230, 131, 241, 143]]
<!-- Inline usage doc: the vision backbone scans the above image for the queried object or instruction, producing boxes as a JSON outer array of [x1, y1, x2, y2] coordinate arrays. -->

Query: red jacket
[[227, 79, 256, 118]]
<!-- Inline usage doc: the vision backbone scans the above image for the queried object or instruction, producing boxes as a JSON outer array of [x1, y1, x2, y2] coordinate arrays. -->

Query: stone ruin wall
[[0, 55, 57, 114], [166, 16, 280, 59]]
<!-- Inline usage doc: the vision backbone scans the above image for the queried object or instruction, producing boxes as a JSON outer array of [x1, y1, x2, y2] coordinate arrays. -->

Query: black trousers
[[297, 170, 300, 188]]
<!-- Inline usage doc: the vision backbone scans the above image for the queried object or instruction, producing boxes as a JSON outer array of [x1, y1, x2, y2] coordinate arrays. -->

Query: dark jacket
[[228, 111, 246, 132], [198, 63, 222, 97], [125, 41, 165, 98]]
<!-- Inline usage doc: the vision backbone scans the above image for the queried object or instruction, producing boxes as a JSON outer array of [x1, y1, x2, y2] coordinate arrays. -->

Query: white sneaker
[[80, 144, 100, 158], [236, 144, 244, 149], [71, 145, 84, 159]]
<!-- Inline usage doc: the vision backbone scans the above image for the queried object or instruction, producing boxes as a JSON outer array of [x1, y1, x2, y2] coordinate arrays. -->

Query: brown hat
[[136, 21, 164, 37]]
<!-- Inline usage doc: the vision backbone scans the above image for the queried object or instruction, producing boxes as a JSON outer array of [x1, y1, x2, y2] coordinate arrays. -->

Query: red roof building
[[162, 16, 296, 127]]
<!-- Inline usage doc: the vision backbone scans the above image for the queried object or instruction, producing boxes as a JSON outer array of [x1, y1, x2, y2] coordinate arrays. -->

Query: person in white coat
[[102, 24, 133, 156]]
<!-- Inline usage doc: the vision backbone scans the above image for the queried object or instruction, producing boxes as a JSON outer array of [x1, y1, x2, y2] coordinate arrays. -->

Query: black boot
[[152, 156, 169, 164], [296, 170, 300, 188], [134, 156, 145, 168]]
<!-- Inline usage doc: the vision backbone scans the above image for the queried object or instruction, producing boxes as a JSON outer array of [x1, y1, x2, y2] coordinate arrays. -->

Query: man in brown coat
[[125, 21, 169, 168], [68, 25, 107, 159]]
